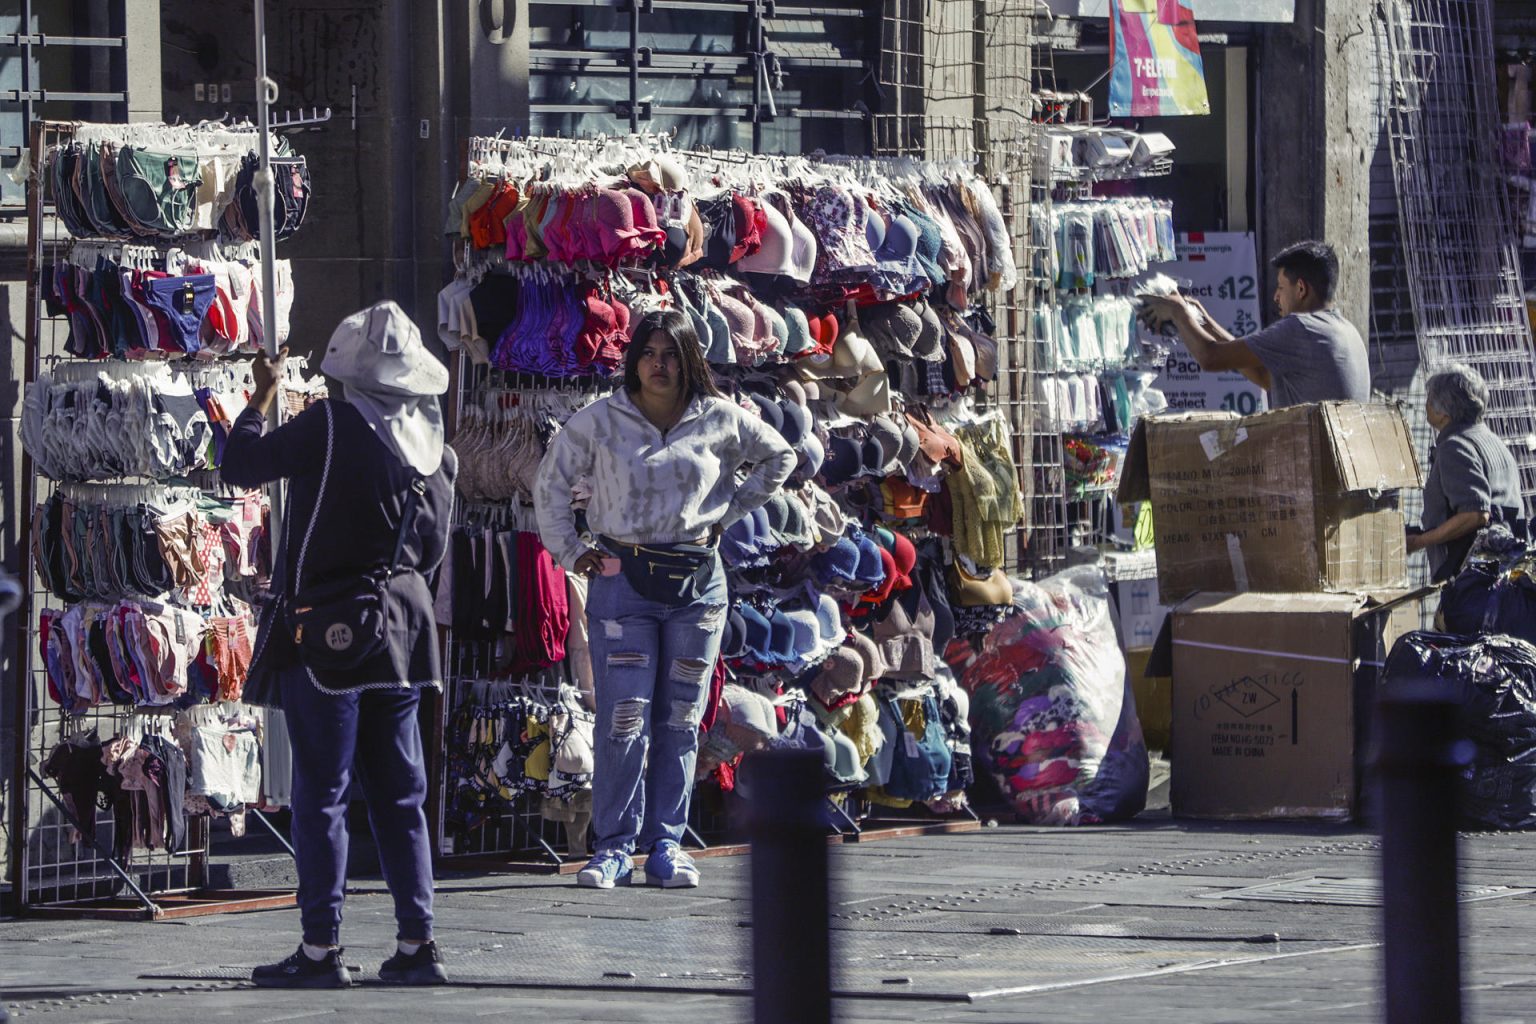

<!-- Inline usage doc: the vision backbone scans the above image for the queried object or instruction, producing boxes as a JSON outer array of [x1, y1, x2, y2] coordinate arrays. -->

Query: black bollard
[[743, 747, 833, 1024], [1377, 680, 1470, 1024]]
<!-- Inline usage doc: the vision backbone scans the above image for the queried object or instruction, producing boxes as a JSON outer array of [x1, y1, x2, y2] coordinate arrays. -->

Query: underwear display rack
[[1026, 115, 1181, 562], [429, 132, 1043, 870], [47, 233, 296, 361], [8, 120, 318, 920], [440, 675, 596, 863], [44, 119, 311, 244]]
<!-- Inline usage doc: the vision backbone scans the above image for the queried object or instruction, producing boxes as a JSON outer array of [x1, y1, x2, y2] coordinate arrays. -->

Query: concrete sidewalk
[[3, 818, 1535, 1023]]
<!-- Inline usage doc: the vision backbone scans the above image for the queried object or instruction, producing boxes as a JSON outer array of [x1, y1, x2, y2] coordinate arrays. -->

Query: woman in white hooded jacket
[[223, 301, 455, 990]]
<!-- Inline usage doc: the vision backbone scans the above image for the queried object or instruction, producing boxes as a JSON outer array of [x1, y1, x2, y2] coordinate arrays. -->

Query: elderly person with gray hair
[[1407, 364, 1525, 582]]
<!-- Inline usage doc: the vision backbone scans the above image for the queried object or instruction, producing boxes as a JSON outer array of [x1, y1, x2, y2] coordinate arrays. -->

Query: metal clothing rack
[[4, 119, 299, 921], [427, 130, 996, 869]]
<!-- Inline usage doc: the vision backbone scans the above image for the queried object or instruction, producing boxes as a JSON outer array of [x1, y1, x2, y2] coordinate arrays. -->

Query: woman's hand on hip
[[574, 550, 605, 579]]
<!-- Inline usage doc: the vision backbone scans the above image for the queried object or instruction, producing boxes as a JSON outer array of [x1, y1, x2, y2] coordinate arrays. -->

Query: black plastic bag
[[1442, 565, 1536, 645], [1383, 630, 1536, 830], [1440, 526, 1536, 643]]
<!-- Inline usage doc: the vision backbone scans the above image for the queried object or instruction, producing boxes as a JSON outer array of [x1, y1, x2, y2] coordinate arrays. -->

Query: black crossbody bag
[[286, 401, 426, 671], [599, 534, 717, 607]]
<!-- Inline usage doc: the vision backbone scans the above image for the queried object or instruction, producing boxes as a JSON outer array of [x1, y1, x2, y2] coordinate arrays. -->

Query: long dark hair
[[623, 308, 721, 399]]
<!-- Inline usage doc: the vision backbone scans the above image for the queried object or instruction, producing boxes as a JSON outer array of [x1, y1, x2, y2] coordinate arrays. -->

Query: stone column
[[1256, 0, 1376, 332]]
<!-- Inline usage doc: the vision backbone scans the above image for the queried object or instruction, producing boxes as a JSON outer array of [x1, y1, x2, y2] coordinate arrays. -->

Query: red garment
[[715, 756, 741, 793], [39, 612, 63, 707], [594, 292, 631, 373], [817, 689, 864, 712], [730, 194, 764, 262], [700, 658, 727, 734], [511, 532, 568, 673], [470, 181, 520, 249], [860, 546, 904, 607], [572, 281, 619, 370]]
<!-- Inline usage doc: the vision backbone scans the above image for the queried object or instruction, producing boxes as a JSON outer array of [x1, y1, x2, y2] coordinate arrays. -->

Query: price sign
[[1148, 231, 1269, 414]]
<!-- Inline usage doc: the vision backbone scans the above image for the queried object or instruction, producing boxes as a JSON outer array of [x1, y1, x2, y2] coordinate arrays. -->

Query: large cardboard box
[[1117, 402, 1422, 604], [1169, 589, 1428, 820]]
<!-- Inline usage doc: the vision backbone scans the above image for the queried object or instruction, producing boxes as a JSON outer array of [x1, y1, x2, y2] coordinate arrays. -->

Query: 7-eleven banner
[[1109, 0, 1211, 117]]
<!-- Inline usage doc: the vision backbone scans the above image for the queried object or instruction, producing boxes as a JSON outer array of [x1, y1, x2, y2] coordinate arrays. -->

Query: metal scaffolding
[[872, 0, 1044, 574], [1376, 0, 1536, 499]]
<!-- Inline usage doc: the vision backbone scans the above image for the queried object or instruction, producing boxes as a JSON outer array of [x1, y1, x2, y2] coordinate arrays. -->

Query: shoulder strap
[[291, 399, 334, 596]]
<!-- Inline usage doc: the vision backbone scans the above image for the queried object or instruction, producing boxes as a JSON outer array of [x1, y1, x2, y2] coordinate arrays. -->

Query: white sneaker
[[643, 841, 700, 889], [576, 849, 634, 889]]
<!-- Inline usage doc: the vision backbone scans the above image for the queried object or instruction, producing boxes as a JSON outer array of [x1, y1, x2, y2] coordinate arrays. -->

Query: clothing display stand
[[1024, 110, 1178, 576], [428, 131, 1020, 872], [5, 117, 312, 921]]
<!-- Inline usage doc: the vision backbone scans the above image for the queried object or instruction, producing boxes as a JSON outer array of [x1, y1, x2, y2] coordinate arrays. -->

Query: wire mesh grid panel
[[874, 0, 1034, 161], [1367, 12, 1438, 626], [870, 0, 1042, 575], [1376, 0, 1536, 499], [437, 594, 575, 864], [1023, 36, 1072, 578], [15, 122, 214, 910], [993, 128, 1042, 573]]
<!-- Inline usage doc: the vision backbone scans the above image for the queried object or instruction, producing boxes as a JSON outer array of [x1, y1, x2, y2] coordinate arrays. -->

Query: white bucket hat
[[321, 300, 450, 476]]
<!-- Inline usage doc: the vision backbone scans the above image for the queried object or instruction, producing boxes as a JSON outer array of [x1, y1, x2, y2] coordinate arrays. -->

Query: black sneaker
[[378, 940, 449, 986], [251, 945, 353, 989]]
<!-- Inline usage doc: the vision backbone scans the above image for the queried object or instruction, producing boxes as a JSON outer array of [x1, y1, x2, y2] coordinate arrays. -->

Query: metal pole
[[743, 748, 832, 1024], [628, 1, 641, 134], [1377, 679, 1469, 1024], [247, 808, 297, 860], [750, 0, 763, 154], [252, 0, 285, 530], [253, 0, 279, 367], [9, 118, 46, 916]]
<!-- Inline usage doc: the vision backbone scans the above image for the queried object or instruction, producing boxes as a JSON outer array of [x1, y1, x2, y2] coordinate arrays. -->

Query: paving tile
[[3, 823, 1535, 1022]]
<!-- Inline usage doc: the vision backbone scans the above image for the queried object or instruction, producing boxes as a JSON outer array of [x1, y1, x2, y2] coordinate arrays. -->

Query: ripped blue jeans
[[585, 560, 727, 854]]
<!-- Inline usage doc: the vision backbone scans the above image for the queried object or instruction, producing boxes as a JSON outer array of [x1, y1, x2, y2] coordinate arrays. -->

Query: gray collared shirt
[[1422, 421, 1524, 576]]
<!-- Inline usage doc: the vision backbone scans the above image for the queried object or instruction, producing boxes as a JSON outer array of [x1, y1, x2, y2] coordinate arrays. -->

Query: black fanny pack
[[600, 535, 717, 607], [285, 401, 425, 674]]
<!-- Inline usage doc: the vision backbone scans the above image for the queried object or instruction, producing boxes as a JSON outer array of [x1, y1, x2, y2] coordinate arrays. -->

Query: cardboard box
[[1169, 589, 1428, 820], [1117, 402, 1422, 604], [1115, 577, 1172, 650]]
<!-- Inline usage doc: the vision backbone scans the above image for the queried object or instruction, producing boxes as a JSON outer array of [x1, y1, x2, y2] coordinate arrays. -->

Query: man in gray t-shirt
[[1143, 240, 1371, 409]]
